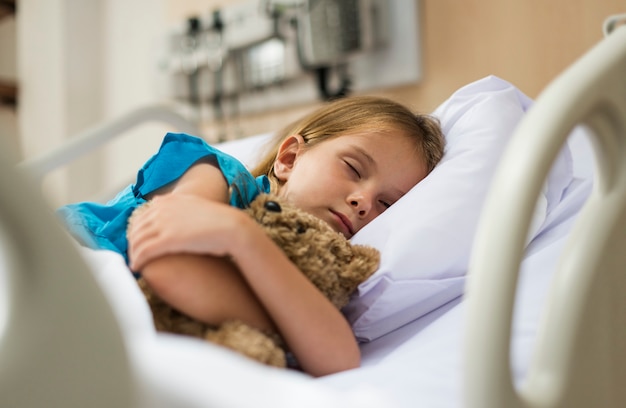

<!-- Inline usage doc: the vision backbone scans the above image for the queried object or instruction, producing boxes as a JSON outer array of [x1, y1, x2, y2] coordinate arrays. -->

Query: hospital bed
[[1, 18, 625, 408]]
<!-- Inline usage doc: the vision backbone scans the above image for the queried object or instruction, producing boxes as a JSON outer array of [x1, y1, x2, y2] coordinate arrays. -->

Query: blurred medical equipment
[[159, 0, 421, 139]]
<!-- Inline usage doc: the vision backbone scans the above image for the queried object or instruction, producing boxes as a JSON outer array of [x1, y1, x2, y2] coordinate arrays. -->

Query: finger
[[128, 220, 159, 248], [128, 222, 162, 269], [129, 237, 159, 271]]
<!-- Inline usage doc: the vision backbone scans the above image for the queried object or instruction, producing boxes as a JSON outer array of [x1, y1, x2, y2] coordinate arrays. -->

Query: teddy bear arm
[[337, 245, 380, 294]]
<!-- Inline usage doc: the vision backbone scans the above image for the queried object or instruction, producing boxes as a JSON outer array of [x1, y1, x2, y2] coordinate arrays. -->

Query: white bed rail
[[19, 104, 201, 182], [0, 142, 134, 406], [466, 23, 626, 408]]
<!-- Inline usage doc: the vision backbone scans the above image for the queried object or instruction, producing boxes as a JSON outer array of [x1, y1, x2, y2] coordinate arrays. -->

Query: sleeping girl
[[57, 96, 445, 376]]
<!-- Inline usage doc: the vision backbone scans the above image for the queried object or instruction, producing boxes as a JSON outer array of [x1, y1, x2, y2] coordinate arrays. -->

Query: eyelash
[[345, 161, 361, 179]]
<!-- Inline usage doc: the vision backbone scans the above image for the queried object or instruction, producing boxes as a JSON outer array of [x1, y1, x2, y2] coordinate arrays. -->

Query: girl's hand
[[127, 194, 245, 270]]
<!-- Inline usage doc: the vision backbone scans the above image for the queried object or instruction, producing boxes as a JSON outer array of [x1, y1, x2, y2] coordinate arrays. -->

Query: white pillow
[[343, 76, 573, 341], [214, 133, 274, 167], [219, 75, 573, 342]]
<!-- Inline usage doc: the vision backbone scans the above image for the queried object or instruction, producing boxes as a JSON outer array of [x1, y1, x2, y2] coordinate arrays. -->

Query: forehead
[[327, 131, 420, 160]]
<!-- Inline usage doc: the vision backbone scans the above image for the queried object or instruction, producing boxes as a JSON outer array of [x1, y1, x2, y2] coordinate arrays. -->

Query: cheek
[[278, 179, 313, 207], [285, 178, 334, 210], [280, 160, 345, 204], [398, 160, 428, 190]]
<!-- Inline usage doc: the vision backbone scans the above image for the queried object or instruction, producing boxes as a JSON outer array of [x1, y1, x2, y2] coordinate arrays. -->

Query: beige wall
[[415, 0, 624, 109], [166, 0, 625, 138]]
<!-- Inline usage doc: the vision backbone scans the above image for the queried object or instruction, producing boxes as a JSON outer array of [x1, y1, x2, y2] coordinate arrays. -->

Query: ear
[[273, 134, 304, 182]]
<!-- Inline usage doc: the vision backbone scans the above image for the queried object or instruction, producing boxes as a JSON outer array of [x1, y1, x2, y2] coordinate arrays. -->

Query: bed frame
[[20, 104, 201, 183], [1, 20, 625, 408], [466, 20, 626, 408], [0, 105, 200, 406]]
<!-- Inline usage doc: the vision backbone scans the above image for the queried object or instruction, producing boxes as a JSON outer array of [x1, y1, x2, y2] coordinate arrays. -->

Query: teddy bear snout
[[264, 200, 282, 213]]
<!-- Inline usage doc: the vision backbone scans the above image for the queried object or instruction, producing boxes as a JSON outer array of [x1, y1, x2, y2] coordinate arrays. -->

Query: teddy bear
[[134, 193, 380, 368]]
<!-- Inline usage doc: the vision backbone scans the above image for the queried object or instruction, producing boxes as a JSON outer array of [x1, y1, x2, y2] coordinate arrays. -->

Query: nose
[[349, 193, 373, 218]]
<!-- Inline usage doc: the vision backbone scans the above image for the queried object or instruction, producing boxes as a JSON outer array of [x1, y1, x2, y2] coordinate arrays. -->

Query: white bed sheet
[[62, 130, 593, 408], [79, 248, 392, 408]]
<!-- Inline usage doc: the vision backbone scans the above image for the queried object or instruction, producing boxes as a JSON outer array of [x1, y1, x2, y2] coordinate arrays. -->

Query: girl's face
[[274, 132, 427, 239]]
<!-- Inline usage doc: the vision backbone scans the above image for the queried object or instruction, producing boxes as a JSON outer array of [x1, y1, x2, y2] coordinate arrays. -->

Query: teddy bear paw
[[205, 320, 287, 368]]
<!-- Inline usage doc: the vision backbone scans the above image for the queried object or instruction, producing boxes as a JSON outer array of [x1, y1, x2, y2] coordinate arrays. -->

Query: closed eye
[[344, 160, 361, 179], [379, 200, 392, 209]]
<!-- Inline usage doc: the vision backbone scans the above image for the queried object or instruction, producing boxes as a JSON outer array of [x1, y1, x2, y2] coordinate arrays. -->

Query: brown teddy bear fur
[[133, 193, 380, 368]]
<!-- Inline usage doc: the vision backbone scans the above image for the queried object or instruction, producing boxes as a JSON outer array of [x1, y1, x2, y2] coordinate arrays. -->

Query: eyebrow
[[351, 145, 376, 167]]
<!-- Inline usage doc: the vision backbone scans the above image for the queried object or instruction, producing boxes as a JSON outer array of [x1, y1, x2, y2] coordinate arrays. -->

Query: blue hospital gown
[[57, 132, 270, 263]]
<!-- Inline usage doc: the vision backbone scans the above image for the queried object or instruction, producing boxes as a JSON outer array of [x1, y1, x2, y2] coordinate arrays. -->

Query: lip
[[330, 210, 354, 237]]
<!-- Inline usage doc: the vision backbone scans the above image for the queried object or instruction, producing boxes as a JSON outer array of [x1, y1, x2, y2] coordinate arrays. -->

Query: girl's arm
[[128, 161, 360, 376], [130, 160, 276, 330], [228, 209, 362, 376]]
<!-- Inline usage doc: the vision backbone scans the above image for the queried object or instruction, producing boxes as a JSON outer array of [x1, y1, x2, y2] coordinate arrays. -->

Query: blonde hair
[[251, 96, 445, 191]]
